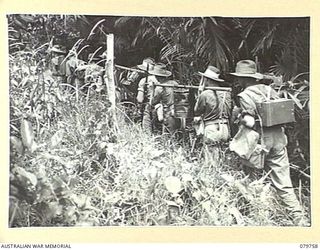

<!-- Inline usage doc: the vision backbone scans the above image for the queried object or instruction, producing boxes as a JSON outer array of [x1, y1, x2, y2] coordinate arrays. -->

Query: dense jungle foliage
[[8, 15, 310, 227]]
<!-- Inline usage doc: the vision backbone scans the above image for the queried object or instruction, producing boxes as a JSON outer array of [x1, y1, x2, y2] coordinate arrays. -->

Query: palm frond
[[269, 47, 298, 80], [252, 23, 278, 55], [73, 15, 90, 25], [235, 19, 256, 52], [86, 19, 105, 40], [114, 16, 137, 29]]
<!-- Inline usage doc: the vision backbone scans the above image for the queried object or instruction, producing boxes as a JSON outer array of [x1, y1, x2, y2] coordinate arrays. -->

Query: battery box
[[256, 99, 295, 127], [174, 89, 190, 118]]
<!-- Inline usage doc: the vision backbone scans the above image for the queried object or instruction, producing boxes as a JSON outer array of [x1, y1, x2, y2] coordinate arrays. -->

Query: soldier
[[65, 50, 86, 88], [49, 45, 67, 82], [193, 65, 232, 163], [85, 53, 105, 93], [149, 64, 180, 134], [119, 58, 155, 104], [50, 45, 66, 76], [194, 65, 232, 142], [137, 61, 167, 133], [229, 59, 305, 226]]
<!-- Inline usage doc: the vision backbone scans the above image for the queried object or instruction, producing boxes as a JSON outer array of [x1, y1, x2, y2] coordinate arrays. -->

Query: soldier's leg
[[142, 103, 153, 134], [204, 123, 230, 142], [167, 116, 180, 133], [203, 124, 222, 166], [137, 103, 144, 124], [266, 147, 303, 222]]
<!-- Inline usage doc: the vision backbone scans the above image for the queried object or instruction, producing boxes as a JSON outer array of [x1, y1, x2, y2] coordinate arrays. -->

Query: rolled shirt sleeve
[[238, 84, 280, 118], [238, 95, 256, 117], [137, 78, 146, 92]]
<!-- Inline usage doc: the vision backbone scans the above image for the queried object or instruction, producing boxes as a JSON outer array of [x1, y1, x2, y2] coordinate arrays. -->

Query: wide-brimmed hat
[[149, 64, 172, 77], [199, 65, 224, 82], [230, 60, 263, 79], [137, 58, 155, 71]]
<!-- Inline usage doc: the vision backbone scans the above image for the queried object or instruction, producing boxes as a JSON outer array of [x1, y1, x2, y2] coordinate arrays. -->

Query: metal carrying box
[[256, 99, 295, 127], [174, 89, 190, 118]]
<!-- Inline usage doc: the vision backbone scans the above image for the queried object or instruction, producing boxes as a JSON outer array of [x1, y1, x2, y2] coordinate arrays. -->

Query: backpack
[[239, 85, 295, 127], [231, 85, 295, 169]]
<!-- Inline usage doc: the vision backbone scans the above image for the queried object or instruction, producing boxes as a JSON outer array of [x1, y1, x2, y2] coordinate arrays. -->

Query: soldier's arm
[[238, 95, 256, 117], [194, 93, 206, 116], [136, 78, 146, 103], [238, 96, 256, 128], [151, 86, 163, 106], [137, 78, 146, 92]]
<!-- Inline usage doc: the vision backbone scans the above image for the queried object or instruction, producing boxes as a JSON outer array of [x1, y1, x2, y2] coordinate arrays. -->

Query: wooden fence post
[[104, 33, 120, 131], [105, 34, 116, 111]]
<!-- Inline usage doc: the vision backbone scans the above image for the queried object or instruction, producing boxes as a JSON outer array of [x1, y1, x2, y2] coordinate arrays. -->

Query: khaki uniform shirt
[[237, 84, 279, 118], [194, 90, 231, 122], [151, 80, 177, 108], [137, 75, 158, 102]]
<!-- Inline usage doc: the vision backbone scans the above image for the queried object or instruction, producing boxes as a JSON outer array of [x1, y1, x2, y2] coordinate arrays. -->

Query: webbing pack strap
[[238, 90, 265, 149], [218, 91, 228, 131]]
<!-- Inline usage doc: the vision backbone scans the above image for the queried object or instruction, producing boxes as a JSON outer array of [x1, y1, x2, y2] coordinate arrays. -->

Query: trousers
[[202, 120, 230, 166], [162, 107, 180, 134], [260, 126, 302, 217], [203, 120, 230, 143], [142, 103, 153, 134]]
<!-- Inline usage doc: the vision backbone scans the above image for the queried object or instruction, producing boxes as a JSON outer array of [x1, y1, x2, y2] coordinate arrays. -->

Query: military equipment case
[[174, 89, 190, 118], [256, 99, 295, 127]]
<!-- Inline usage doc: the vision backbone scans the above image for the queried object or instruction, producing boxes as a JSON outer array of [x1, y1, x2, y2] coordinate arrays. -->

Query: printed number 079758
[[300, 244, 319, 248]]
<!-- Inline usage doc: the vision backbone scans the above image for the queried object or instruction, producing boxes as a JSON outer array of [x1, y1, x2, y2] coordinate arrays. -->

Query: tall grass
[[9, 53, 310, 227]]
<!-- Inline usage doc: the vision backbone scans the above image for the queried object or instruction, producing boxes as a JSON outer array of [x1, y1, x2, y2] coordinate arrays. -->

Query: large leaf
[[20, 119, 35, 152], [288, 92, 303, 110], [14, 167, 37, 188], [10, 136, 24, 154]]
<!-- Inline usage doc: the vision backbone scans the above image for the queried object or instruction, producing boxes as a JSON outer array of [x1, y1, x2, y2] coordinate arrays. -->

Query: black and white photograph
[[8, 14, 310, 228]]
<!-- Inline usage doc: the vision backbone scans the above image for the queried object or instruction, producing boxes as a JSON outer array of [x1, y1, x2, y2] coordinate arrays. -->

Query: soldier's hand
[[148, 81, 154, 89], [198, 84, 205, 94], [241, 114, 255, 128], [193, 116, 202, 123], [136, 90, 144, 103]]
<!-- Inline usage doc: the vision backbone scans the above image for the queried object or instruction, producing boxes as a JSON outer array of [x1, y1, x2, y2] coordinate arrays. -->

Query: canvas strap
[[238, 90, 265, 148], [218, 91, 227, 131]]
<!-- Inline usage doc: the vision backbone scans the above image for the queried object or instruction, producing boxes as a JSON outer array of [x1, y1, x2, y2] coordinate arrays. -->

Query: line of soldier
[[49, 45, 106, 92], [50, 46, 306, 226], [121, 58, 306, 226], [126, 58, 181, 134]]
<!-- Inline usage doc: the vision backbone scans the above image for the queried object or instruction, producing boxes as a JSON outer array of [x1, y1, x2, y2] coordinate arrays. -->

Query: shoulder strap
[[218, 91, 229, 132], [218, 91, 227, 120], [247, 85, 279, 102], [200, 90, 220, 122], [238, 90, 265, 148], [245, 86, 268, 101]]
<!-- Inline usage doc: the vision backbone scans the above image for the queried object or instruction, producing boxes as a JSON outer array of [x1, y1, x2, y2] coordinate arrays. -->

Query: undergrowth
[[9, 53, 310, 228]]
